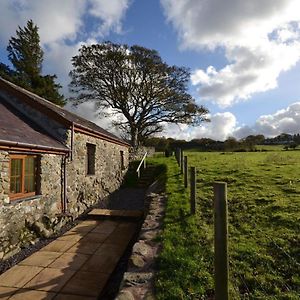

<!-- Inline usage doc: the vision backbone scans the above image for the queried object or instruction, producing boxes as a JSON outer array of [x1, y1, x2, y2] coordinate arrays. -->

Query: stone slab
[[104, 230, 133, 246], [9, 289, 56, 300], [113, 225, 137, 237], [0, 218, 139, 299], [19, 251, 62, 268], [0, 286, 18, 299], [54, 294, 97, 300], [60, 271, 109, 297], [81, 252, 120, 274], [56, 232, 83, 243], [91, 221, 119, 235], [0, 265, 43, 288], [82, 232, 110, 244], [66, 241, 102, 255], [24, 268, 75, 292], [41, 240, 77, 253], [88, 209, 143, 218], [117, 222, 138, 230], [48, 252, 89, 270], [69, 221, 100, 233], [94, 243, 126, 257]]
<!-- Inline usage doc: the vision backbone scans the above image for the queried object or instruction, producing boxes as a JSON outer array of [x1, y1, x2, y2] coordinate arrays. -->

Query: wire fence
[[172, 148, 300, 298]]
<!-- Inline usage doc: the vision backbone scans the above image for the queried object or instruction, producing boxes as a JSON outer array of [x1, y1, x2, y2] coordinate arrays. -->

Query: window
[[86, 143, 96, 175], [10, 155, 37, 200], [120, 150, 125, 170]]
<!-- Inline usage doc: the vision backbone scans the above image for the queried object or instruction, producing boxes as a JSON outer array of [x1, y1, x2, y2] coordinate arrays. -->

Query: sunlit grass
[[152, 151, 300, 299]]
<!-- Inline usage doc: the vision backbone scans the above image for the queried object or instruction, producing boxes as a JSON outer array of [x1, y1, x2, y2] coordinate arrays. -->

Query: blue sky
[[1, 0, 300, 140]]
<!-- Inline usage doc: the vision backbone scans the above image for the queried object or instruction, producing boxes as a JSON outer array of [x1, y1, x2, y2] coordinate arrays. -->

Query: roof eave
[[0, 139, 70, 155], [74, 124, 131, 147]]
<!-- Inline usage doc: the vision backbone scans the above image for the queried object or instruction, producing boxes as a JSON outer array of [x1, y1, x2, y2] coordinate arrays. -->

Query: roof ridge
[[0, 77, 130, 147], [0, 76, 63, 108]]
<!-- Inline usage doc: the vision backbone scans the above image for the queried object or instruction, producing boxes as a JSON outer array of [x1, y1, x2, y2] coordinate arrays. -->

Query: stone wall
[[0, 96, 130, 259], [0, 151, 9, 204], [66, 132, 129, 217], [0, 139, 130, 259], [0, 151, 62, 259], [40, 154, 63, 213]]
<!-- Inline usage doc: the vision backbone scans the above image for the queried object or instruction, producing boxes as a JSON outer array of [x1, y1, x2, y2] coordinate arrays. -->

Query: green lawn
[[151, 151, 300, 299]]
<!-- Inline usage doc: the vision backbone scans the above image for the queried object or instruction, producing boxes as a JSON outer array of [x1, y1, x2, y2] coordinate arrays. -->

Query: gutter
[[0, 139, 70, 154], [71, 122, 74, 161], [63, 155, 67, 213]]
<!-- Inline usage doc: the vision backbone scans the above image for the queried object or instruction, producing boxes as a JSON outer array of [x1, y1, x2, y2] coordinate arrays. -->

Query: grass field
[[151, 151, 300, 299]]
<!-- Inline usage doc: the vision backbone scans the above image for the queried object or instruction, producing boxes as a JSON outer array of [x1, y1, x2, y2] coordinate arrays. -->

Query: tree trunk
[[131, 128, 139, 149]]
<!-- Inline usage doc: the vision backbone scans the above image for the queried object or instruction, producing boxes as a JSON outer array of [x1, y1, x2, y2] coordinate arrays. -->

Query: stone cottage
[[0, 77, 130, 258]]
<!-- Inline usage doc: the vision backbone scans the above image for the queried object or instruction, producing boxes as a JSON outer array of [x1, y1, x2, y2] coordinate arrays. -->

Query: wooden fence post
[[176, 148, 181, 166], [213, 182, 229, 300], [184, 156, 188, 188], [180, 149, 184, 174], [190, 167, 196, 214]]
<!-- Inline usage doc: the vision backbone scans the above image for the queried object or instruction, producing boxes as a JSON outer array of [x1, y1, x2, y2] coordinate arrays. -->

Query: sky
[[1, 0, 300, 141]]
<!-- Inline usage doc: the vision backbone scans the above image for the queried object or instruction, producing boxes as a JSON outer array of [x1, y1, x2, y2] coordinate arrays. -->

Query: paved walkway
[[99, 188, 146, 211], [0, 214, 139, 300]]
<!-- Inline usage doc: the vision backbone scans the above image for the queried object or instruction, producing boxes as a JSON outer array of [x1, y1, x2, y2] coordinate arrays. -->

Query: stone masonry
[[0, 96, 130, 260], [0, 152, 62, 259], [66, 132, 129, 217]]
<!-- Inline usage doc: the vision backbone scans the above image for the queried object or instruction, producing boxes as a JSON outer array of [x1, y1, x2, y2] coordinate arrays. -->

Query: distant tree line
[[145, 133, 300, 152]]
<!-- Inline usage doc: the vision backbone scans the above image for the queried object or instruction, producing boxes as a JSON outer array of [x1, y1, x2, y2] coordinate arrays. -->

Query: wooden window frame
[[86, 143, 96, 176], [9, 154, 37, 200]]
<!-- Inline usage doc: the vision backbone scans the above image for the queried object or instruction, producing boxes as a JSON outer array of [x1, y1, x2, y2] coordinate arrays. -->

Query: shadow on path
[[0, 216, 139, 299]]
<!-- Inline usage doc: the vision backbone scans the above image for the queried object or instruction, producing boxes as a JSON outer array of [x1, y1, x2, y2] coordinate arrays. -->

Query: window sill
[[6, 194, 42, 206]]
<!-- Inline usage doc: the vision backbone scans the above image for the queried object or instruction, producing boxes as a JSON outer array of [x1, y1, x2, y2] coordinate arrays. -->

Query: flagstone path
[[0, 212, 141, 300]]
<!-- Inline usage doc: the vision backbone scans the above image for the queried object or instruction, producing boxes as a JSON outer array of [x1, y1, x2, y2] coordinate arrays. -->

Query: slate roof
[[0, 77, 130, 147], [0, 100, 69, 153]]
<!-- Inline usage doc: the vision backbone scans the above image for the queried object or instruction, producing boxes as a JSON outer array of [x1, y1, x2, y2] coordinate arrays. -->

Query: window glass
[[87, 144, 96, 175], [25, 157, 35, 193], [10, 159, 22, 193], [10, 155, 37, 199], [120, 151, 125, 170]]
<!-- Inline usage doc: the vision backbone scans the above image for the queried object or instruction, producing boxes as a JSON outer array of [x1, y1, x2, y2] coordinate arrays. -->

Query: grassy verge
[[152, 156, 214, 299], [122, 158, 167, 188], [152, 152, 300, 299]]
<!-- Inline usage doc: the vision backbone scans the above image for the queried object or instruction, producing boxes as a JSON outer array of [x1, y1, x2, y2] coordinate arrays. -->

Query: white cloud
[[233, 102, 300, 138], [255, 102, 300, 136], [162, 102, 300, 141], [161, 0, 300, 107], [0, 0, 85, 44], [44, 38, 98, 94], [89, 0, 131, 36], [0, 0, 131, 94], [162, 112, 237, 141]]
